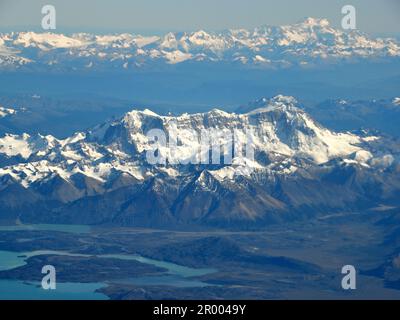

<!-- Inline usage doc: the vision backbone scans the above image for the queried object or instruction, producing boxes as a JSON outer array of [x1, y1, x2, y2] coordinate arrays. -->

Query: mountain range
[[0, 95, 399, 228], [1, 18, 399, 71]]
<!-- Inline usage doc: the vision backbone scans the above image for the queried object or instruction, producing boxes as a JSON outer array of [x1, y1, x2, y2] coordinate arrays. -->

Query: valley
[[0, 207, 400, 299]]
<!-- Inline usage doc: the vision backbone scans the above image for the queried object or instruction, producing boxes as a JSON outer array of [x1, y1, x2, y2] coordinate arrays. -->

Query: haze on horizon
[[0, 0, 399, 35]]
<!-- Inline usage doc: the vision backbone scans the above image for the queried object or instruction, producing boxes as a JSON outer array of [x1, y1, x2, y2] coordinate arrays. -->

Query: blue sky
[[0, 0, 399, 35]]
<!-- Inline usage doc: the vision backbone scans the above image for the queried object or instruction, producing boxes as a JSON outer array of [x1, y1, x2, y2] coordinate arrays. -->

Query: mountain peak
[[242, 95, 300, 115], [300, 17, 330, 27], [270, 95, 298, 105], [13, 31, 85, 49]]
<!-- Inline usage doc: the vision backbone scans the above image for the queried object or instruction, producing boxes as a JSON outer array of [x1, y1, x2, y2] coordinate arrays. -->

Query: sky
[[0, 0, 399, 35]]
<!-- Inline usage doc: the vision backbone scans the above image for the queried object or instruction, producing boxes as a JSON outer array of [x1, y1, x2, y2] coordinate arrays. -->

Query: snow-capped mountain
[[301, 98, 400, 138], [0, 95, 399, 227], [0, 106, 16, 118], [1, 18, 399, 71], [237, 96, 400, 138]]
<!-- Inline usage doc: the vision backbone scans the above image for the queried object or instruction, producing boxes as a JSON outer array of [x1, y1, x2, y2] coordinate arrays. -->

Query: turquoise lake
[[0, 223, 217, 299]]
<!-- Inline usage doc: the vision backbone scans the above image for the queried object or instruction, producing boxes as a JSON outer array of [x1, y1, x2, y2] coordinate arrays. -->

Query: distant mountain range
[[1, 18, 399, 71], [0, 95, 399, 228]]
